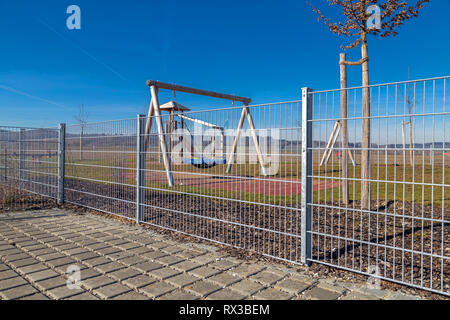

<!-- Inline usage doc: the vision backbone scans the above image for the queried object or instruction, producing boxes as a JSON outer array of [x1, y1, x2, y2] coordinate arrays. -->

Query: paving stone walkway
[[0, 209, 425, 300]]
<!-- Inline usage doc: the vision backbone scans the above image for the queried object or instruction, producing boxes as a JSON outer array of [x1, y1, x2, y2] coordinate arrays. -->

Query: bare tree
[[74, 104, 88, 161], [311, 0, 429, 209]]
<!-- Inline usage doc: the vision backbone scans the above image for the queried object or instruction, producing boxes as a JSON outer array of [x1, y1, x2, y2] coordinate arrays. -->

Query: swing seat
[[183, 158, 226, 169]]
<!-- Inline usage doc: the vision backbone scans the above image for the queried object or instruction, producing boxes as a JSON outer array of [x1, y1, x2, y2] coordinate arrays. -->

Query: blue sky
[[0, 0, 449, 127]]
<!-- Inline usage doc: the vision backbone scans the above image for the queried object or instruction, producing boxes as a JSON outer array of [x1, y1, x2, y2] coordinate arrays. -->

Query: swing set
[[144, 80, 267, 187]]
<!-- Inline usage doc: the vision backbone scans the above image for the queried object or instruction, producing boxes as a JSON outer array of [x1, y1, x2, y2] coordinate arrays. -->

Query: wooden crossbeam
[[147, 80, 251, 105]]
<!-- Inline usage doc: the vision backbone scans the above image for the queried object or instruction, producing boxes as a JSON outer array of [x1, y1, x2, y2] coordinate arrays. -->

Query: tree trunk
[[361, 37, 371, 210], [340, 53, 349, 204]]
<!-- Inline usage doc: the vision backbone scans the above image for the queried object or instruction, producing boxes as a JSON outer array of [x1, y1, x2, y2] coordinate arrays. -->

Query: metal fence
[[0, 75, 448, 296], [0, 126, 59, 211], [304, 76, 449, 296]]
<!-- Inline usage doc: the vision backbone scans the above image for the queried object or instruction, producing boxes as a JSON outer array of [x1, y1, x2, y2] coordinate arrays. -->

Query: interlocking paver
[[122, 275, 157, 289], [229, 264, 265, 278], [250, 271, 284, 286], [94, 261, 126, 274], [166, 273, 200, 288], [132, 261, 164, 273], [172, 260, 202, 272], [126, 247, 153, 256], [156, 255, 185, 266], [0, 210, 427, 301], [386, 292, 422, 300], [9, 258, 40, 269], [78, 268, 102, 280], [3, 253, 32, 262], [112, 291, 149, 300], [254, 288, 294, 300], [22, 244, 48, 252], [96, 247, 122, 256], [185, 281, 222, 297], [228, 279, 266, 296], [46, 257, 77, 268], [107, 268, 141, 281], [93, 283, 131, 299], [16, 262, 48, 275], [64, 247, 89, 256], [47, 286, 85, 300], [29, 248, 56, 257], [19, 293, 49, 300], [0, 270, 19, 281], [158, 290, 199, 300], [274, 278, 312, 294], [71, 251, 101, 262], [82, 256, 112, 268], [189, 266, 221, 279], [37, 252, 66, 262], [106, 251, 134, 261], [341, 292, 380, 300], [0, 284, 38, 300], [206, 288, 246, 300], [141, 251, 168, 260], [208, 259, 240, 271], [139, 281, 176, 298], [0, 264, 10, 272], [25, 269, 59, 282], [207, 272, 242, 287], [35, 276, 67, 291], [148, 267, 181, 280], [65, 292, 100, 300], [303, 287, 343, 300], [115, 242, 140, 250], [0, 276, 28, 291], [81, 275, 115, 290], [191, 255, 217, 265]]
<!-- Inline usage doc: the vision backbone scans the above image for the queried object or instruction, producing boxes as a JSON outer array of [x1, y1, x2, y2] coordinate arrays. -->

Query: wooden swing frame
[[144, 80, 266, 187], [320, 120, 357, 167]]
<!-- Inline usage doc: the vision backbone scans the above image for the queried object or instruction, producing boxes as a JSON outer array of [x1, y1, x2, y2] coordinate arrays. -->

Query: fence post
[[136, 114, 146, 224], [19, 129, 25, 183], [301, 87, 313, 265], [58, 123, 66, 205]]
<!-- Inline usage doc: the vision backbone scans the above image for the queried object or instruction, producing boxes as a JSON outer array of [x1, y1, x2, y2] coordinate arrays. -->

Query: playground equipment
[[159, 100, 226, 169], [320, 120, 356, 167], [144, 80, 267, 187]]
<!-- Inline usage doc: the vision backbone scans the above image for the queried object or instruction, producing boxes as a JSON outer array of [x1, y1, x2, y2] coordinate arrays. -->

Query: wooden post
[[361, 35, 371, 210], [340, 53, 349, 204], [226, 106, 266, 176], [245, 107, 267, 176], [144, 90, 157, 151], [324, 123, 341, 165], [226, 108, 246, 174], [150, 85, 174, 187], [320, 121, 340, 166]]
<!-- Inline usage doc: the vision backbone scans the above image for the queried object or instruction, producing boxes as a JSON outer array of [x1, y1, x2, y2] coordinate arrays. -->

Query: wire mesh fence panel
[[0, 126, 58, 212], [307, 76, 450, 296], [65, 119, 137, 220], [140, 101, 303, 262], [1, 75, 448, 297]]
